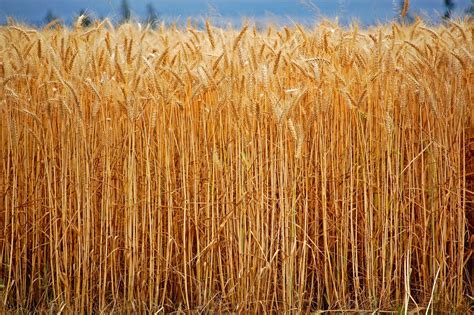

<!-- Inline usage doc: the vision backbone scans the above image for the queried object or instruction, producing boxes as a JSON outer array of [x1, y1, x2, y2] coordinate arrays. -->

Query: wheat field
[[0, 18, 473, 313]]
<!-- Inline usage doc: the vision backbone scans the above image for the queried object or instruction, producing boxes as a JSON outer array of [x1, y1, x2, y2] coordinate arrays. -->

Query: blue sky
[[0, 0, 471, 26]]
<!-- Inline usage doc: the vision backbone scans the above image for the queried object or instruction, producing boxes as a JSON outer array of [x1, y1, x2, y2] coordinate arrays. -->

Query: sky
[[0, 0, 472, 26]]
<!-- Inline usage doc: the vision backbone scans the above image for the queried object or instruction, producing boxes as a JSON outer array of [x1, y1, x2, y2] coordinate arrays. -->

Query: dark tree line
[[43, 0, 473, 27], [444, 0, 455, 19], [43, 0, 159, 27], [399, 0, 474, 22], [120, 0, 159, 25], [466, 0, 474, 17]]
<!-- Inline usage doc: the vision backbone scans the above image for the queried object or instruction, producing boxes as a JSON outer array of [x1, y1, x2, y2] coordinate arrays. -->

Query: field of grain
[[0, 18, 473, 313]]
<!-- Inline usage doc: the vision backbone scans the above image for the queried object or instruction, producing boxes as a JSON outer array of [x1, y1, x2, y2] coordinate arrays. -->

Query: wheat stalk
[[0, 19, 472, 314]]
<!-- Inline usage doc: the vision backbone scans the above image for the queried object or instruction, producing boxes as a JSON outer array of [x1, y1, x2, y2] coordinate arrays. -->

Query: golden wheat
[[0, 19, 473, 313]]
